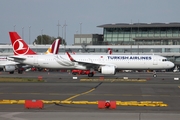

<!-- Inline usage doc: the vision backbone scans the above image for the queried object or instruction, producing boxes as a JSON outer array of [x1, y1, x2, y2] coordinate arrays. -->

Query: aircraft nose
[[168, 62, 174, 68]]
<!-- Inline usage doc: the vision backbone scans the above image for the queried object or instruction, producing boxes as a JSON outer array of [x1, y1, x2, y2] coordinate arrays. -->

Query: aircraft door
[[99, 56, 104, 63], [34, 56, 38, 65], [153, 56, 158, 65]]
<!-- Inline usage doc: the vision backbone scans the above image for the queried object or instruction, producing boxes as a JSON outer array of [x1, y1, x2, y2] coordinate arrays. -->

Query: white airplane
[[0, 32, 60, 74], [8, 32, 174, 77]]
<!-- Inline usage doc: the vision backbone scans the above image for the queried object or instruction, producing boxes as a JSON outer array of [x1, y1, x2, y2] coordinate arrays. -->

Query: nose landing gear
[[153, 70, 157, 77]]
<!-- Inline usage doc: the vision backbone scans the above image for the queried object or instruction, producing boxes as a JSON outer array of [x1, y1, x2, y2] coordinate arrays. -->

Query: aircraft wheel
[[18, 69, 23, 74], [153, 74, 157, 77], [72, 72, 77, 75], [88, 72, 94, 77], [9, 71, 14, 74]]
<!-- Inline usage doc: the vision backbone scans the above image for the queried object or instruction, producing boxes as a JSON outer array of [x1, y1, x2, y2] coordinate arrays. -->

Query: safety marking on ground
[[63, 82, 102, 101], [0, 99, 168, 107], [80, 78, 147, 82], [0, 93, 75, 96]]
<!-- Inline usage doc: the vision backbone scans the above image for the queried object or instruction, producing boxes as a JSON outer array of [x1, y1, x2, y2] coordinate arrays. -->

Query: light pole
[[22, 27, 24, 39], [41, 29, 43, 44], [64, 21, 67, 45], [57, 20, 61, 37], [80, 22, 82, 34], [14, 25, 16, 31], [80, 22, 82, 43], [62, 26, 64, 45], [29, 26, 31, 44]]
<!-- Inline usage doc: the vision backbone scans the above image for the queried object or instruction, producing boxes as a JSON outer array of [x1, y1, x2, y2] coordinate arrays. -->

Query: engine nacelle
[[100, 66, 116, 75], [3, 65, 16, 72]]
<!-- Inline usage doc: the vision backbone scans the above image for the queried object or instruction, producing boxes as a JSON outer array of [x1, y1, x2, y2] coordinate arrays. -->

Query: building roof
[[97, 22, 180, 28]]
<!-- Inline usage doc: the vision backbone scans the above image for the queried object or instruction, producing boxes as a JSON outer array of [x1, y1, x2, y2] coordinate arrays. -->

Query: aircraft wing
[[7, 56, 26, 62], [66, 52, 114, 68], [75, 60, 104, 68]]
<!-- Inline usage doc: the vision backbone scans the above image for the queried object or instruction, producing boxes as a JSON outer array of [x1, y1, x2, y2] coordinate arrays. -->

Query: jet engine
[[3, 65, 16, 72], [100, 66, 116, 75]]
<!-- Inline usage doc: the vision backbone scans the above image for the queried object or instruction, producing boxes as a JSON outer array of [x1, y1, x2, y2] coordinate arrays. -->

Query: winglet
[[45, 39, 60, 54], [9, 32, 36, 55], [66, 52, 76, 62]]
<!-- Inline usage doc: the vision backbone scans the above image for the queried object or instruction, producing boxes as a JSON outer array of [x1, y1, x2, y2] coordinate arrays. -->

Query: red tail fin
[[108, 48, 112, 55], [9, 32, 36, 55]]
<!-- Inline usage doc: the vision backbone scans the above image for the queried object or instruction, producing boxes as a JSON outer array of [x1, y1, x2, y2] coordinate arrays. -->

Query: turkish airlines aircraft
[[0, 33, 60, 74], [8, 32, 174, 77]]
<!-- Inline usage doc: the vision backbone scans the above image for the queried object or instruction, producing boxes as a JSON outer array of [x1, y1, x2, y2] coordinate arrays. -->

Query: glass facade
[[103, 25, 180, 45], [74, 34, 103, 45]]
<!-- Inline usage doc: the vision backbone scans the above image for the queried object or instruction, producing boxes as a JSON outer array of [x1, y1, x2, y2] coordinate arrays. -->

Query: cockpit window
[[162, 59, 167, 62]]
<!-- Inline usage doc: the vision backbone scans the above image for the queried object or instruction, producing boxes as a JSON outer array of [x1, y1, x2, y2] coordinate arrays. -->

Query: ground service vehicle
[[72, 69, 91, 75]]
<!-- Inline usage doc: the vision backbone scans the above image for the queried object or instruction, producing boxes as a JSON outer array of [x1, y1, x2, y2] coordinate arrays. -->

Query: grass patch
[[0, 77, 44, 82]]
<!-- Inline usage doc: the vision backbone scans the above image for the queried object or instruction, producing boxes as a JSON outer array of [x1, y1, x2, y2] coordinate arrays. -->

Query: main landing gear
[[9, 71, 14, 74], [18, 68, 24, 74], [88, 72, 94, 77]]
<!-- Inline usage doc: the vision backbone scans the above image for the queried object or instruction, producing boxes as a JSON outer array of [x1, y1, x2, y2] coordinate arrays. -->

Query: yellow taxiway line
[[64, 88, 95, 101], [0, 99, 168, 107]]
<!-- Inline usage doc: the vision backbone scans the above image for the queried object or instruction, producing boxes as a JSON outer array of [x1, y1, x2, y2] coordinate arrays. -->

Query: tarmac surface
[[0, 71, 180, 120]]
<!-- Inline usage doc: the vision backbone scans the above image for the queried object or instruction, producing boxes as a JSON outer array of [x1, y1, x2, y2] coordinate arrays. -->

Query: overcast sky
[[0, 0, 180, 45]]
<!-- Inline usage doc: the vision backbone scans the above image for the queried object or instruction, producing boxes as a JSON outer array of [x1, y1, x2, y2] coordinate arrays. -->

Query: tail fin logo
[[13, 39, 29, 55], [45, 39, 60, 54], [45, 48, 52, 54]]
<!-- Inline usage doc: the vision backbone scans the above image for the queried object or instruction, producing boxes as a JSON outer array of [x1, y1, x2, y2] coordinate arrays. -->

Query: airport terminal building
[[74, 22, 180, 45], [98, 22, 180, 45]]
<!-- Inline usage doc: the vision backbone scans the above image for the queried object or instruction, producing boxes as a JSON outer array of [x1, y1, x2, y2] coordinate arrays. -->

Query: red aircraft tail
[[108, 48, 112, 55], [9, 32, 36, 55]]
